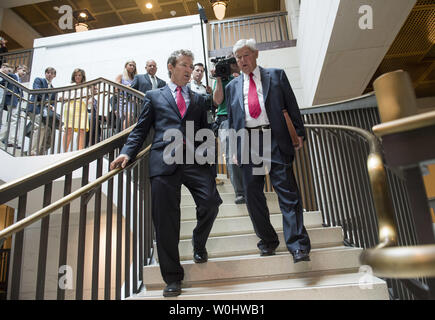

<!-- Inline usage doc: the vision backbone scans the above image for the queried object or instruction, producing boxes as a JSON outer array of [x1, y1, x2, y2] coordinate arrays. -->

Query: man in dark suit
[[0, 65, 28, 150], [27, 67, 58, 155], [110, 49, 222, 297], [130, 59, 166, 95], [225, 39, 311, 263]]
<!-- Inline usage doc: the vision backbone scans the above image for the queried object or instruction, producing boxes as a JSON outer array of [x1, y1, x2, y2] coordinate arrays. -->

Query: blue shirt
[[168, 81, 190, 110]]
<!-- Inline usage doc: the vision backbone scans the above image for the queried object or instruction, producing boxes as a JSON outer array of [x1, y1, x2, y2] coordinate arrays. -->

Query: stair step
[[173, 227, 343, 261], [181, 201, 282, 221], [180, 211, 323, 239], [143, 246, 363, 287], [131, 271, 389, 300], [182, 182, 234, 195], [181, 191, 278, 206]]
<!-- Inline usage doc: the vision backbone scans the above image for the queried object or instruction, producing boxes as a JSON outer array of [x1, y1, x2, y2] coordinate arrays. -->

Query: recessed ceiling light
[[145, 3, 153, 9], [170, 10, 176, 16], [79, 12, 88, 19]]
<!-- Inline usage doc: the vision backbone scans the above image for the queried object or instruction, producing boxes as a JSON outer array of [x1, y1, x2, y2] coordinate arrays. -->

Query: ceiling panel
[[13, 5, 47, 24], [110, 0, 138, 10], [156, 2, 187, 19], [258, 0, 280, 12], [32, 22, 62, 37], [365, 1, 435, 98], [118, 9, 154, 24], [73, 0, 113, 12], [93, 12, 123, 28]]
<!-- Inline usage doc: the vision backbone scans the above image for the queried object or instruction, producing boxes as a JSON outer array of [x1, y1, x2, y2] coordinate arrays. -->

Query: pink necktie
[[176, 86, 186, 117], [248, 73, 261, 119]]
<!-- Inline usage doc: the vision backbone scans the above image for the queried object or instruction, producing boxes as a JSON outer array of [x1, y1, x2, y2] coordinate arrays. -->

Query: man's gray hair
[[233, 39, 257, 55], [167, 49, 195, 77]]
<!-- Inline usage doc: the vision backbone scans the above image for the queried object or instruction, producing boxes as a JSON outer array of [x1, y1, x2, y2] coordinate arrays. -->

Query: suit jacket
[[225, 67, 305, 165], [4, 73, 22, 108], [27, 77, 57, 114], [120, 85, 210, 178], [131, 73, 166, 95]]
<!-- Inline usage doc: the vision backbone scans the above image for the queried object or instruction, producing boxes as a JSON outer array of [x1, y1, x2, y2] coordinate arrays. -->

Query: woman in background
[[63, 68, 88, 151], [115, 60, 136, 129]]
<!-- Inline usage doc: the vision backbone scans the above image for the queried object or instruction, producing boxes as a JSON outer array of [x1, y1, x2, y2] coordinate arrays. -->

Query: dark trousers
[[241, 161, 311, 254], [150, 164, 222, 284]]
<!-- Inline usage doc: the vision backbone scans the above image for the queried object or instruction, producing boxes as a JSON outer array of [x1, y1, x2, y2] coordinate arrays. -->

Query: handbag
[[282, 109, 300, 148]]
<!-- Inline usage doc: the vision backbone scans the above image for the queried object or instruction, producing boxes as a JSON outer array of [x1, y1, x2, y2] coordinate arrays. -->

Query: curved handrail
[[0, 73, 145, 98], [305, 124, 435, 279], [305, 124, 398, 248]]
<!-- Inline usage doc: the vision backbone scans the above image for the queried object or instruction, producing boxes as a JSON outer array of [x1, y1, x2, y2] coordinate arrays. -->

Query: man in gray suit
[[131, 59, 166, 95]]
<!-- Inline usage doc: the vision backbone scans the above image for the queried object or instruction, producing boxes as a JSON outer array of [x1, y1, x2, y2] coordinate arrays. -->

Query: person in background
[[27, 67, 57, 155], [131, 59, 166, 95], [212, 55, 246, 202], [115, 60, 137, 129], [85, 84, 102, 147], [0, 64, 28, 149], [0, 63, 13, 110], [63, 68, 88, 151]]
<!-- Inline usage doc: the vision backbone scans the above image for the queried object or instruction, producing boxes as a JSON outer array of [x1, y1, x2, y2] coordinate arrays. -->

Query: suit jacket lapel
[[237, 76, 244, 113], [144, 74, 152, 87], [161, 85, 182, 118], [260, 67, 270, 107]]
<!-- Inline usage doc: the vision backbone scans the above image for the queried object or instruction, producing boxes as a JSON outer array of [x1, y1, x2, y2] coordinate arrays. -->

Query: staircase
[[125, 175, 389, 300]]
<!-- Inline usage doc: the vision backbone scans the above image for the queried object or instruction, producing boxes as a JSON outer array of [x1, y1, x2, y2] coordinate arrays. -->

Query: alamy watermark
[[54, 5, 73, 30], [358, 265, 374, 290], [59, 265, 74, 290], [359, 5, 373, 30]]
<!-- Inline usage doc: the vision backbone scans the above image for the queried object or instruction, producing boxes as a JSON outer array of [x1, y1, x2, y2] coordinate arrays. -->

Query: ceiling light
[[79, 12, 88, 19], [146, 3, 153, 9], [210, 0, 228, 20]]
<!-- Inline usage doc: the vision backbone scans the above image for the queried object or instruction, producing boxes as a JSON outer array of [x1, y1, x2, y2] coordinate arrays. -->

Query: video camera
[[211, 56, 237, 80]]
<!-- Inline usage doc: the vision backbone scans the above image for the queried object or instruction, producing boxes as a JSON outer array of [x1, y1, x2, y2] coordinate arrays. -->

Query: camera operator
[[211, 54, 245, 204]]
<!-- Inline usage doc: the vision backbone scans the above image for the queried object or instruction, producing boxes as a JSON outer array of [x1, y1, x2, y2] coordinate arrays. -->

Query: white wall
[[257, 46, 304, 108], [298, 0, 341, 107], [31, 15, 208, 87]]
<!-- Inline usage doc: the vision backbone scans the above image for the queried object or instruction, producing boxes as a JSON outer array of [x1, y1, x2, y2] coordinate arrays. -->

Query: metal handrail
[[305, 124, 398, 248], [208, 11, 288, 25], [306, 124, 435, 279]]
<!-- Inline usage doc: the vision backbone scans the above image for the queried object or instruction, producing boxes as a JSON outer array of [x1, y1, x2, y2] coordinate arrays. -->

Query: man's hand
[[205, 85, 212, 94], [110, 154, 129, 170], [294, 136, 304, 151]]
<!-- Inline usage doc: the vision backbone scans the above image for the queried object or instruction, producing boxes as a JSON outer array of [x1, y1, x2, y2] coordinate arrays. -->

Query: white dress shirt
[[242, 66, 270, 128], [167, 81, 191, 109]]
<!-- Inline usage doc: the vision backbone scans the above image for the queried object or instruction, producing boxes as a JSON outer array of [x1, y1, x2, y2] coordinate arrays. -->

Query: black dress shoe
[[234, 195, 245, 204], [260, 248, 276, 256], [292, 249, 310, 263], [163, 281, 182, 297], [193, 251, 208, 263]]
